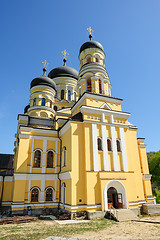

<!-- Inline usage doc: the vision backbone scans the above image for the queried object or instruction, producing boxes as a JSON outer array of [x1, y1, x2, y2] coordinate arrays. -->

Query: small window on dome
[[33, 98, 36, 106], [87, 56, 91, 63], [54, 106, 57, 111], [41, 98, 45, 106], [68, 90, 71, 101], [96, 57, 99, 63], [61, 90, 64, 100]]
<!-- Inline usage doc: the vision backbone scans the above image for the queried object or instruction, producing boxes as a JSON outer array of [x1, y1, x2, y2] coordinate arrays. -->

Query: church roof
[[79, 40, 104, 55], [48, 65, 78, 80], [30, 74, 56, 90]]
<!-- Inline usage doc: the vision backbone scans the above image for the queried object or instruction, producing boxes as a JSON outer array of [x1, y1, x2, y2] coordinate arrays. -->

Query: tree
[[148, 151, 160, 189]]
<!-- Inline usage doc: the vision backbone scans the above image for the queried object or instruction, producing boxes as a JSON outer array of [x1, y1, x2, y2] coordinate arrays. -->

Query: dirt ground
[[73, 216, 160, 239], [0, 215, 160, 240]]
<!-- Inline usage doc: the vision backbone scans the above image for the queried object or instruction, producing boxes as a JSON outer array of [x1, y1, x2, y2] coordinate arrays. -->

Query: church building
[[0, 29, 154, 216]]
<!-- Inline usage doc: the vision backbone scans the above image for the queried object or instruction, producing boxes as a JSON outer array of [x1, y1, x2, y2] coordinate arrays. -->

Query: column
[[30, 138, 34, 173], [40, 175, 45, 203], [92, 123, 99, 171], [119, 127, 128, 171], [42, 139, 47, 173], [54, 140, 58, 201], [111, 124, 119, 171], [101, 125, 109, 171]]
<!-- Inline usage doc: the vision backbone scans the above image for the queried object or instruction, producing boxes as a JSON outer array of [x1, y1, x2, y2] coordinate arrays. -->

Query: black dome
[[30, 74, 56, 90], [48, 66, 78, 80], [79, 40, 104, 55], [24, 104, 30, 114]]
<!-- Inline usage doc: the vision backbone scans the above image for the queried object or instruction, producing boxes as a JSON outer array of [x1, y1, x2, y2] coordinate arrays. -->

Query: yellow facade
[[0, 36, 154, 216]]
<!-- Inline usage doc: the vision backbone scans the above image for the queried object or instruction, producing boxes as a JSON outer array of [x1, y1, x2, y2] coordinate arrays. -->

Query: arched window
[[49, 100, 52, 108], [107, 139, 112, 151], [79, 87, 81, 97], [68, 90, 71, 101], [31, 188, 39, 202], [99, 79, 102, 94], [96, 57, 99, 63], [87, 56, 91, 63], [74, 92, 76, 101], [41, 98, 46, 106], [47, 151, 54, 168], [33, 98, 36, 106], [33, 150, 41, 168], [45, 188, 53, 201], [87, 78, 92, 92], [62, 182, 66, 207], [116, 140, 121, 152], [61, 90, 64, 100], [97, 138, 102, 151], [54, 106, 58, 111], [62, 146, 66, 167]]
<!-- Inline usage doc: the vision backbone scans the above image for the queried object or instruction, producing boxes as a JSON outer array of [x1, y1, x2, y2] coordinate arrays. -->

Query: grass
[[0, 218, 116, 240]]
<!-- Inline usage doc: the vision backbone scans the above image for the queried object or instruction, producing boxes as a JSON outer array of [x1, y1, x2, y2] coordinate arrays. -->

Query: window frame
[[61, 89, 65, 100], [116, 139, 121, 152], [107, 138, 112, 152], [33, 149, 42, 168], [46, 150, 55, 168], [45, 187, 54, 202], [62, 146, 66, 167], [31, 187, 40, 202], [97, 137, 102, 151], [41, 98, 46, 106]]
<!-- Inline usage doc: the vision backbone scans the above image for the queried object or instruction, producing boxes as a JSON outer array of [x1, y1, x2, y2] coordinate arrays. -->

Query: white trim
[[28, 180, 31, 203], [92, 123, 99, 171], [12, 202, 58, 208], [59, 172, 71, 180], [100, 103, 111, 110], [80, 105, 130, 119], [28, 105, 55, 114], [71, 93, 123, 113], [142, 174, 152, 180], [111, 126, 119, 171], [42, 139, 47, 173], [1, 201, 12, 205], [57, 107, 71, 113], [119, 127, 128, 171], [60, 203, 101, 210], [59, 122, 71, 137], [19, 134, 59, 141], [14, 173, 58, 181], [19, 126, 57, 135], [101, 125, 109, 171], [0, 176, 13, 182], [129, 201, 146, 206], [30, 138, 34, 173]]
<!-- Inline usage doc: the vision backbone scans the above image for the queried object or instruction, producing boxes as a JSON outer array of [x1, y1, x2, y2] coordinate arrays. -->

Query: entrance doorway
[[107, 187, 123, 209]]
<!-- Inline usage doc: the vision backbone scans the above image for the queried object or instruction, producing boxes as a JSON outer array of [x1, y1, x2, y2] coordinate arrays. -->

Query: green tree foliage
[[155, 188, 160, 204], [148, 151, 160, 188]]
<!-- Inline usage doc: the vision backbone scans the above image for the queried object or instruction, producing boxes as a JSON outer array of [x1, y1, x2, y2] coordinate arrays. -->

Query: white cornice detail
[[59, 121, 71, 136], [14, 173, 58, 181], [80, 106, 130, 119], [31, 85, 56, 93], [71, 93, 123, 113], [19, 126, 57, 135], [28, 106, 55, 114], [59, 172, 71, 180]]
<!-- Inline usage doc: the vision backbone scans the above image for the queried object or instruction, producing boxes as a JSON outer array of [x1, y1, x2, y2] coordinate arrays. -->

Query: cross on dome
[[87, 27, 93, 40], [61, 50, 69, 66]]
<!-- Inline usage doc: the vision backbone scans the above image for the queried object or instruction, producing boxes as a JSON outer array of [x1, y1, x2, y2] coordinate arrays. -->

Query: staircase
[[107, 208, 139, 222]]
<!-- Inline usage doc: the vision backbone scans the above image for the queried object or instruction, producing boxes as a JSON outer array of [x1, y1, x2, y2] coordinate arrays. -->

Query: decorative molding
[[14, 173, 58, 181], [59, 122, 71, 136], [143, 174, 152, 180], [59, 172, 71, 180], [92, 123, 99, 171]]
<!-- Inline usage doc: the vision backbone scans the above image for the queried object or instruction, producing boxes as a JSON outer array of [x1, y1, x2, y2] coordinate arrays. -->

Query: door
[[117, 193, 123, 208], [107, 187, 118, 209]]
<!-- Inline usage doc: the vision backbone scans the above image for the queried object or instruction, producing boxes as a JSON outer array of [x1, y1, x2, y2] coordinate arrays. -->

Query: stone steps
[[110, 209, 139, 222]]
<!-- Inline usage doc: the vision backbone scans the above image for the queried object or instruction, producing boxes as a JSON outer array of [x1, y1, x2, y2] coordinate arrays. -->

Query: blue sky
[[0, 0, 159, 153]]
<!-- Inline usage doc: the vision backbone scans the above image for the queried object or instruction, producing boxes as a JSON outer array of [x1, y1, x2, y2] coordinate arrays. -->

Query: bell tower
[[78, 27, 111, 97]]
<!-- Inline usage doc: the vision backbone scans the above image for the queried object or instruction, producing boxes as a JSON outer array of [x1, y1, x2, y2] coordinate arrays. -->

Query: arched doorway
[[104, 180, 127, 211], [107, 187, 123, 209]]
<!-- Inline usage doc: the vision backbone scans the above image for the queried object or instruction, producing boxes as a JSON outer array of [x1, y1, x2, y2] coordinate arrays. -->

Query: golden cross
[[61, 50, 69, 60], [87, 27, 93, 35], [42, 60, 48, 68]]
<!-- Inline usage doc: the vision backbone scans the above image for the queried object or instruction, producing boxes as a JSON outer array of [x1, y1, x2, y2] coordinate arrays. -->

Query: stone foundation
[[142, 203, 160, 215]]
